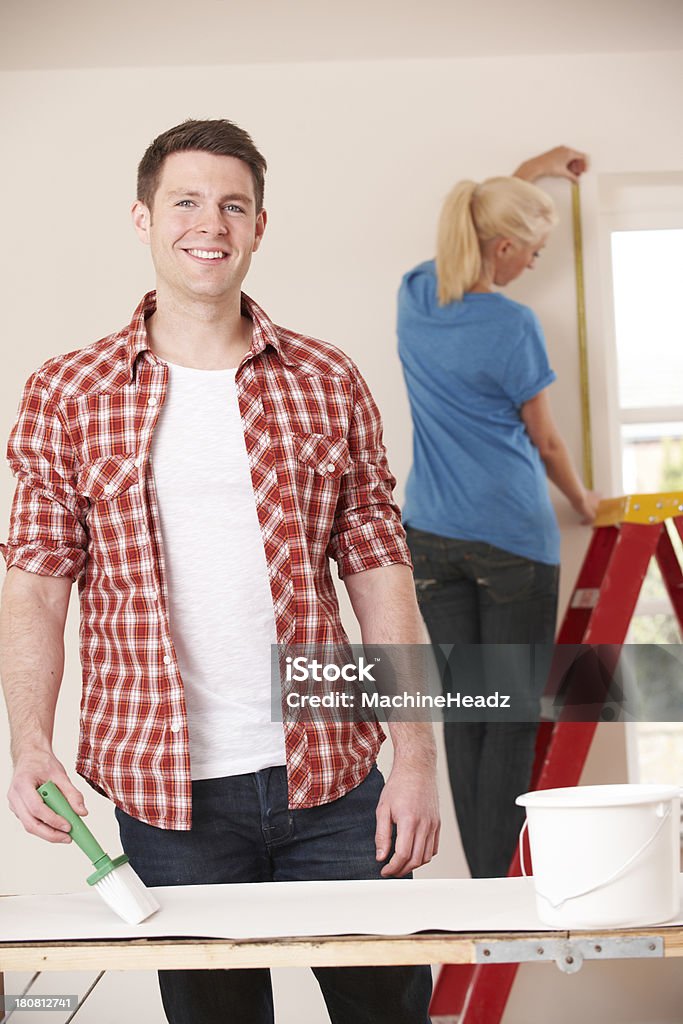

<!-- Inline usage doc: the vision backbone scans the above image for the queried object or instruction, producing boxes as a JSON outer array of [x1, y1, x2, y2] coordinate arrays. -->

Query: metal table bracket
[[475, 935, 664, 973]]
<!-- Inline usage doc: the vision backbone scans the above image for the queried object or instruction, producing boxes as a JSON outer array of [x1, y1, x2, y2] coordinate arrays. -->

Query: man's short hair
[[137, 118, 267, 212]]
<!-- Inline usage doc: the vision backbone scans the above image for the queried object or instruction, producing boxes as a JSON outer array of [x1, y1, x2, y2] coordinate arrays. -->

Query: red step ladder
[[430, 492, 683, 1023]]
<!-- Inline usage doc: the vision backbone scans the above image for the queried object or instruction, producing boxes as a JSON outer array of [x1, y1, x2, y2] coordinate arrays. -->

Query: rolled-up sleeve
[[1, 370, 87, 580], [327, 364, 412, 578]]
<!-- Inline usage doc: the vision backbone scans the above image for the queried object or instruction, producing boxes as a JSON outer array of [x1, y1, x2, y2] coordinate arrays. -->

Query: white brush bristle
[[94, 862, 160, 924]]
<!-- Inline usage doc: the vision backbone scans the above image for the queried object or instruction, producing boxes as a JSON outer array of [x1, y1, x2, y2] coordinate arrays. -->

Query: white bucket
[[516, 784, 681, 928]]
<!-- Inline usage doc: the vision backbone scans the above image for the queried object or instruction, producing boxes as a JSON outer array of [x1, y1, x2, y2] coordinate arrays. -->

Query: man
[[0, 119, 439, 1024]]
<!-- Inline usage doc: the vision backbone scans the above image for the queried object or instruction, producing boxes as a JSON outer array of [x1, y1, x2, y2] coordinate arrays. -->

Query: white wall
[[1, 48, 683, 1022]]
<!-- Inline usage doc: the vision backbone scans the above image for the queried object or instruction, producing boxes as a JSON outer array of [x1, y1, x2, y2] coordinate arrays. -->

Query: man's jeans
[[406, 526, 559, 879], [115, 765, 432, 1024]]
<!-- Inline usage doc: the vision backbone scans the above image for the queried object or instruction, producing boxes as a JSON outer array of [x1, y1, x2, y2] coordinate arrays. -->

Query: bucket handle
[[519, 817, 531, 879], [518, 804, 672, 910]]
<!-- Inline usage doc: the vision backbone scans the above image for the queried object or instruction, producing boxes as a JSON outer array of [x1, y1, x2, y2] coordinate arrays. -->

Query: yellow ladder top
[[594, 492, 683, 527]]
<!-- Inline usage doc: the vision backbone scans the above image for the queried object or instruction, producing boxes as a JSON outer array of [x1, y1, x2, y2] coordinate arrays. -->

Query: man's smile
[[184, 248, 229, 261]]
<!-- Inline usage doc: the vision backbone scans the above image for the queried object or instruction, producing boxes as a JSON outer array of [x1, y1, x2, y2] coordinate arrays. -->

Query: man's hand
[[515, 146, 589, 184], [8, 752, 88, 844], [375, 758, 440, 878]]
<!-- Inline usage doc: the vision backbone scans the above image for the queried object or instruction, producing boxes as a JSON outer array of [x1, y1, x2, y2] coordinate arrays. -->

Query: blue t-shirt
[[397, 260, 560, 565]]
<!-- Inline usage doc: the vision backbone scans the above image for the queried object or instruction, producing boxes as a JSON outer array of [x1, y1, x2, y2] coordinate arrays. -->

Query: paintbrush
[[37, 781, 160, 925]]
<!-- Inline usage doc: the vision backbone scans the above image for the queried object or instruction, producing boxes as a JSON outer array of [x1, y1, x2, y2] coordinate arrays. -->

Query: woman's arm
[[514, 146, 588, 184], [521, 388, 600, 523]]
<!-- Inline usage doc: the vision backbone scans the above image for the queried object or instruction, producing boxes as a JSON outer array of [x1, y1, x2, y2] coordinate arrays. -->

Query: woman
[[398, 147, 600, 878]]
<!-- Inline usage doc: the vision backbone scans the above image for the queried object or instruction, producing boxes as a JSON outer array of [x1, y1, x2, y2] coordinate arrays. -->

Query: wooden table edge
[[1, 927, 681, 971]]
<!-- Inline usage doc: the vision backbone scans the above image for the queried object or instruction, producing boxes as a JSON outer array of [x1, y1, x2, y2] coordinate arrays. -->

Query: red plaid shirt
[[2, 292, 411, 830]]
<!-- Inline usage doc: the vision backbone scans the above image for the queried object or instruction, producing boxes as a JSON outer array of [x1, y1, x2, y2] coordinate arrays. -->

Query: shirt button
[[163, 655, 172, 665], [326, 463, 336, 473], [170, 721, 181, 734], [104, 483, 115, 494], [134, 456, 143, 468], [148, 397, 158, 407]]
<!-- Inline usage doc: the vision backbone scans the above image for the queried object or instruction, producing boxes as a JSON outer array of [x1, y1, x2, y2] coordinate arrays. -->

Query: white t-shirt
[[150, 361, 286, 780]]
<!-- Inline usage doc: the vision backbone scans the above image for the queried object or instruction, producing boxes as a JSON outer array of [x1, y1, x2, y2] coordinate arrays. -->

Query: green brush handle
[[37, 781, 108, 866]]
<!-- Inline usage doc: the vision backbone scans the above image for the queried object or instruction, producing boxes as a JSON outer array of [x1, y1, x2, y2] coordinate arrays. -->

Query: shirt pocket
[[291, 432, 350, 479], [290, 433, 350, 544], [75, 454, 145, 584], [76, 454, 139, 501]]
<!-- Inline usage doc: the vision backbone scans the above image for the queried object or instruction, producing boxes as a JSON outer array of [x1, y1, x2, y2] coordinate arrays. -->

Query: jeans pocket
[[406, 532, 444, 603], [474, 549, 558, 606]]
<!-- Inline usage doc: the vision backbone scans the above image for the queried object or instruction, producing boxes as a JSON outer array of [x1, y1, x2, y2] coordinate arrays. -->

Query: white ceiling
[[2, 0, 683, 71]]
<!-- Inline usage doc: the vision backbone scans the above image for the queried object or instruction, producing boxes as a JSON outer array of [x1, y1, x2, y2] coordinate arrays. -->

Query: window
[[611, 228, 683, 645], [601, 175, 683, 790]]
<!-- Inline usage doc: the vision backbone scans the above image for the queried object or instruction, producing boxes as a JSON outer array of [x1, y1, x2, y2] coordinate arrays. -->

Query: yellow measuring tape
[[572, 181, 594, 490]]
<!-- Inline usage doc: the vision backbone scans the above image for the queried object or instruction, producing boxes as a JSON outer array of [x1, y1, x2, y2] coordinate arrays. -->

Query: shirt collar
[[241, 292, 296, 368], [124, 290, 295, 382]]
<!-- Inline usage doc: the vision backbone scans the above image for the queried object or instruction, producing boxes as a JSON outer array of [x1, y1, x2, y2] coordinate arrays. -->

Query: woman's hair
[[435, 176, 558, 305]]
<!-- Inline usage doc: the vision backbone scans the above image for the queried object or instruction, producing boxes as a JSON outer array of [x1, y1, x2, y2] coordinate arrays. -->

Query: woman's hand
[[572, 489, 602, 524], [514, 146, 589, 184]]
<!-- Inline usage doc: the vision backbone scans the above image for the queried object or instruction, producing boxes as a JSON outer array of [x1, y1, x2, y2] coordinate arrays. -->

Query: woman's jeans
[[115, 765, 432, 1024], [406, 526, 559, 879]]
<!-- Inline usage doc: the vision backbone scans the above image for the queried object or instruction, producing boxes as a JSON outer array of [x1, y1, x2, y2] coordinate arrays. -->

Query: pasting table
[[2, 877, 682, 977], [1, 925, 683, 976]]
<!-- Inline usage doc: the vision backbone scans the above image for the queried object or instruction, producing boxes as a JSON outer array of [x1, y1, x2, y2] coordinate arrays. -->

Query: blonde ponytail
[[436, 181, 481, 305], [435, 175, 558, 306]]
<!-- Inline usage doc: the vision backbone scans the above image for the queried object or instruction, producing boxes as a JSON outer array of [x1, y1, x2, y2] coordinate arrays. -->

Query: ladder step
[[570, 588, 600, 609]]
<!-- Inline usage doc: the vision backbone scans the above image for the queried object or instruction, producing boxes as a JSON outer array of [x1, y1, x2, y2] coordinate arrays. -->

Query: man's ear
[[132, 200, 152, 244], [252, 208, 268, 253]]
